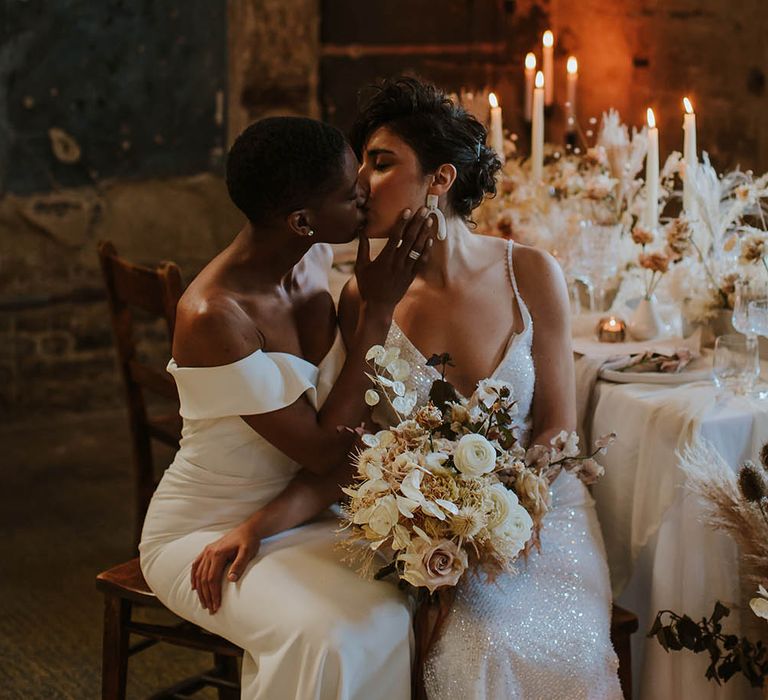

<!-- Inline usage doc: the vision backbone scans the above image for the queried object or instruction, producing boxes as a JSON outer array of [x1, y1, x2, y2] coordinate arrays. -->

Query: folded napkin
[[572, 328, 703, 448]]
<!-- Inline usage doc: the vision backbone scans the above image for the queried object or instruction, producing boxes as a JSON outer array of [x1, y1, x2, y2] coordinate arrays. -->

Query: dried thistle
[[738, 461, 768, 503], [760, 442, 768, 470]]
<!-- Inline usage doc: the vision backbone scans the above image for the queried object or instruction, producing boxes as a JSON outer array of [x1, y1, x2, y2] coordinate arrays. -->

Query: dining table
[[575, 326, 768, 700]]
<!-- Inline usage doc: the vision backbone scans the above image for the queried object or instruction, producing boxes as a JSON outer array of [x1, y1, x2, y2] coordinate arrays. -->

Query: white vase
[[628, 296, 663, 341]]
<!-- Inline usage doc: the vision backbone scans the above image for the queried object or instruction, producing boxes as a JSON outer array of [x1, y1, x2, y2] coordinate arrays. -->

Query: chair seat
[[96, 558, 161, 606]]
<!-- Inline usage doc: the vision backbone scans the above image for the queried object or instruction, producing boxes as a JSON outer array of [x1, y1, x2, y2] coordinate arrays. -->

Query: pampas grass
[[680, 440, 768, 589]]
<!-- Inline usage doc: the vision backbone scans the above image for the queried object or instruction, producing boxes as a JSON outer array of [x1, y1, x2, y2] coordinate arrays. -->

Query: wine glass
[[577, 220, 621, 312], [732, 279, 768, 336], [712, 334, 759, 396]]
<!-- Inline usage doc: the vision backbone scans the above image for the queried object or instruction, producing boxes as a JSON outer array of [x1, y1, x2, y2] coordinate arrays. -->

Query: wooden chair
[[96, 558, 243, 700], [97, 242, 243, 698], [98, 240, 184, 548], [611, 604, 639, 700]]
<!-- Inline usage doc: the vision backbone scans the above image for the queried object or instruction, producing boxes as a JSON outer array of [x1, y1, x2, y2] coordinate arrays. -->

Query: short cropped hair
[[226, 116, 348, 225]]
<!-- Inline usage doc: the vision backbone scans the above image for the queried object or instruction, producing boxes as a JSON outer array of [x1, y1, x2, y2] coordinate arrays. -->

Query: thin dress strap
[[505, 240, 532, 331]]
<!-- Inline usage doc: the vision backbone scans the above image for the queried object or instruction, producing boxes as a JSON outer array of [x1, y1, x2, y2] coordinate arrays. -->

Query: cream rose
[[454, 434, 497, 477], [497, 503, 534, 549], [399, 538, 468, 593], [486, 482, 520, 530]]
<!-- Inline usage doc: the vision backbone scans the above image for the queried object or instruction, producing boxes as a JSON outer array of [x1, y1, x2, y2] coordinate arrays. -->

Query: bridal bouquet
[[339, 346, 615, 593]]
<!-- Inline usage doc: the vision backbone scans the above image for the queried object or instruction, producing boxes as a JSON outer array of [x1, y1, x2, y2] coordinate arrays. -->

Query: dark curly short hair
[[226, 116, 348, 225], [350, 77, 502, 219]]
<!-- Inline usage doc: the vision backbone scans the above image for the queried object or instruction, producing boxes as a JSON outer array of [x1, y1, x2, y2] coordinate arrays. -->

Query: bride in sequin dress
[[340, 78, 623, 699]]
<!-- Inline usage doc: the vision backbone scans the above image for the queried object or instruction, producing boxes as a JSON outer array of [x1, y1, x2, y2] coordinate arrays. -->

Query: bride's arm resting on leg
[[187, 210, 434, 612], [517, 246, 577, 461]]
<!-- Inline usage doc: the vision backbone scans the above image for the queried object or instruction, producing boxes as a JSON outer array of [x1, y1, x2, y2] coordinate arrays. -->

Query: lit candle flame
[[525, 52, 536, 70], [647, 108, 656, 129], [683, 96, 694, 114], [543, 30, 554, 47], [535, 71, 544, 89], [489, 92, 499, 109], [608, 318, 617, 328], [567, 56, 578, 74]]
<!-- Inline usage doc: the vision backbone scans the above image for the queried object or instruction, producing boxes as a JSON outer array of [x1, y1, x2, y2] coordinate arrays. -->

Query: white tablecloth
[[583, 369, 768, 700]]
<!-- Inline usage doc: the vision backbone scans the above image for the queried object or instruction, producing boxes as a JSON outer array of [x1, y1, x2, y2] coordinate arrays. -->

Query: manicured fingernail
[[402, 209, 412, 220], [428, 239, 434, 247], [425, 217, 433, 227], [228, 573, 238, 582]]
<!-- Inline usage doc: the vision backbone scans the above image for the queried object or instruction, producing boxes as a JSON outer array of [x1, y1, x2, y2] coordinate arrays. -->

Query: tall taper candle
[[488, 92, 505, 164], [542, 31, 554, 106], [645, 108, 659, 229], [566, 56, 578, 133], [682, 97, 697, 214], [532, 71, 545, 181], [524, 52, 536, 122]]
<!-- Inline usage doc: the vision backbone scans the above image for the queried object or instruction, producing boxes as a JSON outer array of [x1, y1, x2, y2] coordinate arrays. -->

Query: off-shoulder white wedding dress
[[383, 240, 622, 699], [140, 246, 412, 700]]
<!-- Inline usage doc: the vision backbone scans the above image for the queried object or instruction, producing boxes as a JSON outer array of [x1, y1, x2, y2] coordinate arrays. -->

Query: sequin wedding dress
[[384, 241, 623, 699]]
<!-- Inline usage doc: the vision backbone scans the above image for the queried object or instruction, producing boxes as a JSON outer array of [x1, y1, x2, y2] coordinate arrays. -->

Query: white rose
[[497, 503, 534, 547], [486, 482, 519, 530], [368, 494, 400, 536], [454, 434, 497, 477]]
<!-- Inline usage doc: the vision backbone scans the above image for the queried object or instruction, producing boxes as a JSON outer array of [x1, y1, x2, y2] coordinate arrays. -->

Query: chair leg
[[213, 653, 240, 700], [102, 595, 131, 700], [614, 632, 632, 700]]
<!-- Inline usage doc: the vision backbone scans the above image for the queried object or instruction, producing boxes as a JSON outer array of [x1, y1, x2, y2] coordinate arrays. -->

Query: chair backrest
[[97, 240, 184, 547]]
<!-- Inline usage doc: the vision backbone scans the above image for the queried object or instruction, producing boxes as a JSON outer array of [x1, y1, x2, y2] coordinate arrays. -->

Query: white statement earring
[[426, 194, 447, 241]]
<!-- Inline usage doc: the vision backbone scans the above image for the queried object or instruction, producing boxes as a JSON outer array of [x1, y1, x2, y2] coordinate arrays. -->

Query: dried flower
[[639, 252, 671, 274], [665, 217, 693, 260], [399, 538, 468, 593], [760, 442, 768, 470], [632, 224, 655, 246], [738, 461, 768, 503], [413, 403, 443, 430], [741, 234, 768, 264]]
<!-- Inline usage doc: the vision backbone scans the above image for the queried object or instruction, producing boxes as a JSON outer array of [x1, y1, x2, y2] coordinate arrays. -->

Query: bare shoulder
[[511, 243, 568, 315], [513, 243, 564, 287], [174, 290, 259, 367]]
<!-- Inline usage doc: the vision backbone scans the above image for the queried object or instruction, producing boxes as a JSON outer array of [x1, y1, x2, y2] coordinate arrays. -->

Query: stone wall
[[0, 176, 243, 418], [1, 0, 320, 421]]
